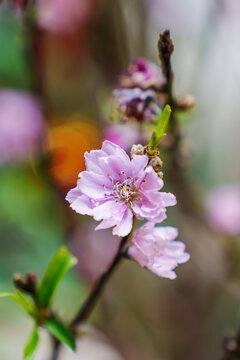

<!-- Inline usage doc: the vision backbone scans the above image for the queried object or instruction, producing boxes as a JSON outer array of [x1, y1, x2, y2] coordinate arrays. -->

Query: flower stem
[[51, 227, 134, 359], [51, 338, 60, 360], [70, 233, 130, 327]]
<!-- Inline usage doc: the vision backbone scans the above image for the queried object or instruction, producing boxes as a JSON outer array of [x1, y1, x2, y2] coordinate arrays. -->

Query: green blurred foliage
[[0, 5, 31, 89], [0, 166, 64, 278]]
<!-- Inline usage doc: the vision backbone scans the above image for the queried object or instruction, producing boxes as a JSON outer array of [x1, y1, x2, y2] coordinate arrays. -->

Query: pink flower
[[113, 88, 161, 122], [70, 223, 120, 282], [206, 184, 240, 235], [118, 57, 164, 89], [0, 90, 44, 165], [36, 0, 92, 34], [113, 57, 164, 123], [66, 141, 176, 237], [129, 222, 190, 279], [103, 123, 141, 151]]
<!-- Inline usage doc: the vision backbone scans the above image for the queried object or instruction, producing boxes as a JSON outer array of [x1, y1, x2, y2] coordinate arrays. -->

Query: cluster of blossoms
[[129, 223, 190, 279], [66, 140, 189, 279], [113, 58, 164, 122]]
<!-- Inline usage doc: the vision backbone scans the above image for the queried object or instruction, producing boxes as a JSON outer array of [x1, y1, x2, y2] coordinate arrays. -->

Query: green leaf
[[148, 104, 172, 152], [24, 325, 39, 360], [0, 291, 35, 316], [37, 247, 77, 307], [45, 317, 76, 351]]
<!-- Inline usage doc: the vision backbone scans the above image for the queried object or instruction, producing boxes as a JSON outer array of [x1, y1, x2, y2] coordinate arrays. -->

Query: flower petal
[[69, 194, 94, 216], [102, 140, 130, 163], [93, 200, 126, 222], [129, 222, 190, 279], [131, 154, 148, 178], [112, 208, 133, 237], [139, 166, 164, 191], [159, 192, 177, 207], [65, 186, 82, 203], [95, 217, 119, 231], [154, 226, 178, 242], [78, 171, 111, 199]]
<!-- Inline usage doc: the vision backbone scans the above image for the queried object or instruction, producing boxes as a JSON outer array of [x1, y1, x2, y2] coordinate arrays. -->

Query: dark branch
[[50, 231, 132, 359], [70, 234, 129, 327], [158, 30, 174, 81]]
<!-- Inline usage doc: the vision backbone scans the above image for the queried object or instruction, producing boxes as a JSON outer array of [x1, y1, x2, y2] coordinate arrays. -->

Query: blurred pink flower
[[206, 184, 240, 235], [0, 90, 44, 165], [70, 223, 120, 282], [118, 57, 164, 90], [113, 88, 161, 123], [129, 222, 190, 279], [113, 58, 163, 122], [36, 0, 92, 34], [103, 123, 141, 151], [66, 140, 176, 237]]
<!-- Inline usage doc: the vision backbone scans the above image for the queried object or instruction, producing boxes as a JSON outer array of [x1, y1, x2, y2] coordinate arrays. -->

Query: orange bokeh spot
[[47, 114, 101, 189]]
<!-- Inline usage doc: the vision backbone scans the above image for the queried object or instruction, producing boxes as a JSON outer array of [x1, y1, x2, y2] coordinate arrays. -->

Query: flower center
[[111, 177, 140, 205]]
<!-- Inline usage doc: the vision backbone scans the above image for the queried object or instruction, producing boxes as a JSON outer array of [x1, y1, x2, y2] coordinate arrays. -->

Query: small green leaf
[[45, 317, 76, 351], [37, 247, 77, 307], [24, 325, 39, 360], [0, 291, 35, 316], [148, 104, 172, 152]]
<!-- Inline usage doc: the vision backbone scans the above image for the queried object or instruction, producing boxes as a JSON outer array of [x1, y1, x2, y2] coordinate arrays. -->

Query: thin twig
[[158, 30, 201, 218], [51, 338, 60, 360], [70, 233, 129, 327], [51, 228, 133, 359]]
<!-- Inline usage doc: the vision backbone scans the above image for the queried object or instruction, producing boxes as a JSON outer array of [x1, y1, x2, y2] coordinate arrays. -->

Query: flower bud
[[13, 272, 38, 294], [176, 95, 195, 111], [149, 157, 163, 173], [130, 144, 146, 156]]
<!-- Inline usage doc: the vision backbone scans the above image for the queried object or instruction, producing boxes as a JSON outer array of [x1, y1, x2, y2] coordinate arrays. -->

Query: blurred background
[[1, 0, 240, 359]]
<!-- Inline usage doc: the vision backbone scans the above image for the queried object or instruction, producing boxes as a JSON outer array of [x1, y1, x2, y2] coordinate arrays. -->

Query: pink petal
[[128, 245, 148, 267], [112, 208, 133, 237], [159, 192, 177, 207], [154, 226, 178, 242], [93, 200, 121, 224], [102, 140, 130, 163], [65, 186, 82, 203], [69, 194, 94, 216], [95, 217, 119, 231], [84, 149, 106, 174], [78, 171, 111, 199], [103, 155, 131, 180], [93, 200, 123, 221], [150, 267, 177, 280], [140, 166, 163, 191], [131, 154, 148, 178]]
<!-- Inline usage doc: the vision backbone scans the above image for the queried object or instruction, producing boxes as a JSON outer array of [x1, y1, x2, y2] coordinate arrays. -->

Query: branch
[[158, 30, 201, 218], [70, 233, 129, 327], [50, 230, 133, 359]]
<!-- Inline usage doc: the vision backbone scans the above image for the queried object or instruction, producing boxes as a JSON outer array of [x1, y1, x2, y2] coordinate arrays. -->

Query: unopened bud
[[131, 144, 145, 157], [149, 157, 163, 173], [13, 273, 27, 291], [26, 272, 38, 286], [158, 171, 163, 179], [176, 95, 195, 111], [13, 272, 38, 294]]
